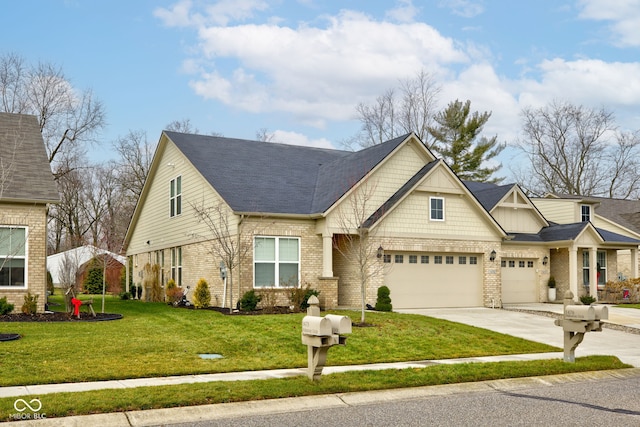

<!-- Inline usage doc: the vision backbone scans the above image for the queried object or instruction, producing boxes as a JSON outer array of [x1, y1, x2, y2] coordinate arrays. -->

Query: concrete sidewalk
[[0, 352, 564, 399], [399, 303, 640, 367]]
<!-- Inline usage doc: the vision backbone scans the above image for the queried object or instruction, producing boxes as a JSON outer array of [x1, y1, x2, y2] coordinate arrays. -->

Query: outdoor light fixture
[[543, 256, 548, 265], [489, 250, 496, 262], [377, 246, 384, 258]]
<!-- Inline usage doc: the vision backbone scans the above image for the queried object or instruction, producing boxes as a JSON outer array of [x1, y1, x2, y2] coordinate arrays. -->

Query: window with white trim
[[581, 205, 591, 222], [0, 227, 27, 288], [254, 237, 300, 287], [170, 176, 182, 217], [430, 197, 444, 221], [171, 247, 182, 286]]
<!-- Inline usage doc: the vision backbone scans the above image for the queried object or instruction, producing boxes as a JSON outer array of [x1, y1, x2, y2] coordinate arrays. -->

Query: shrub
[[290, 285, 320, 311], [118, 291, 131, 300], [129, 284, 138, 300], [375, 286, 393, 312], [165, 279, 183, 305], [239, 290, 262, 311], [21, 292, 38, 315], [193, 278, 211, 309], [83, 261, 103, 294], [258, 288, 278, 309], [580, 295, 596, 305], [0, 296, 14, 315]]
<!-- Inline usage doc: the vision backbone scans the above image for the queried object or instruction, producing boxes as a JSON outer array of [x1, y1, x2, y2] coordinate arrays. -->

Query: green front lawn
[[1, 295, 559, 387], [1, 295, 632, 421]]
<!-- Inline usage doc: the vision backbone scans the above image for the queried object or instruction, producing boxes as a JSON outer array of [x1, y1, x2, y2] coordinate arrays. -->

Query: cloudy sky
[[3, 0, 640, 179]]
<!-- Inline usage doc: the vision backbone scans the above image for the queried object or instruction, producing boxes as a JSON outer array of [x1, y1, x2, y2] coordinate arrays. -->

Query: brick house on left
[[0, 113, 59, 312]]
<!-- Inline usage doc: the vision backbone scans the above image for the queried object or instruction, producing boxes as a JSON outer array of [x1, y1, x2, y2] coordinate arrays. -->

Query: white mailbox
[[592, 305, 608, 320], [302, 316, 333, 337], [324, 314, 352, 335], [564, 305, 596, 321]]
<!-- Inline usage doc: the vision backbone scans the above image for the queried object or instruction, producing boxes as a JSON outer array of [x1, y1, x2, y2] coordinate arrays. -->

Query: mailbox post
[[554, 290, 608, 362], [301, 295, 352, 380]]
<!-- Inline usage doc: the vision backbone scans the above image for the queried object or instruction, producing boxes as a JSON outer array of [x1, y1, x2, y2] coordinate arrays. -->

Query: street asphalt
[[3, 302, 640, 426]]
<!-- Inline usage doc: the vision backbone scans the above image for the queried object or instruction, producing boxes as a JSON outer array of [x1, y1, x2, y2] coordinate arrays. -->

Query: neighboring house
[[124, 131, 639, 309], [47, 245, 126, 293], [0, 113, 60, 312], [532, 194, 640, 288]]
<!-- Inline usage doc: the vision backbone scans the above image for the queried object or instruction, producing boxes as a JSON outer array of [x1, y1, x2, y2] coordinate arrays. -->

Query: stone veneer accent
[[0, 203, 49, 312]]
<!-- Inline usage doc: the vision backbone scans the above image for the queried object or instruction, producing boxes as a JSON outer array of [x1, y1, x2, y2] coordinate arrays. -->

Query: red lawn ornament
[[71, 298, 82, 317]]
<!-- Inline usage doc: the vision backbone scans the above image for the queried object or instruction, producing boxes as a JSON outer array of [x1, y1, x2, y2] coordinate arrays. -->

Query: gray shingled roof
[[509, 222, 640, 244], [166, 132, 410, 215], [0, 113, 59, 203], [463, 180, 513, 211]]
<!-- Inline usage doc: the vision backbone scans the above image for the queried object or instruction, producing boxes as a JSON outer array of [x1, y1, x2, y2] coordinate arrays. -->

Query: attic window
[[430, 197, 445, 221], [170, 176, 182, 218], [581, 205, 591, 222]]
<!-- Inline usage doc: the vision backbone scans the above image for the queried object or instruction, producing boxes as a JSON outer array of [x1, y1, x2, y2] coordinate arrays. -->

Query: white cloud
[[154, 0, 269, 27], [154, 0, 200, 27], [186, 9, 467, 127], [385, 0, 420, 23], [270, 130, 335, 149], [438, 0, 484, 18], [578, 0, 640, 46]]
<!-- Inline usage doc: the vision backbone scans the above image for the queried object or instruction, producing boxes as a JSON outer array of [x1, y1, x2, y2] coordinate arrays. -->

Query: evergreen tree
[[429, 99, 504, 182]]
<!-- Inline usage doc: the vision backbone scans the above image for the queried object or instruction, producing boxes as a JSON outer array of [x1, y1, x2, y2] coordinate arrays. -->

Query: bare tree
[[165, 118, 222, 136], [256, 128, 275, 142], [113, 130, 155, 201], [191, 201, 250, 312], [515, 100, 640, 197], [58, 250, 81, 312], [0, 53, 106, 179], [333, 178, 386, 324], [351, 70, 441, 149]]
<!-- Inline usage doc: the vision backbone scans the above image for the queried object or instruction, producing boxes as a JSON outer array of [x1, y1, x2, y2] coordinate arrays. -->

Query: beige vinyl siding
[[326, 140, 431, 231], [127, 140, 237, 256], [492, 206, 544, 234], [575, 227, 601, 246], [592, 216, 640, 240], [380, 191, 498, 239], [531, 199, 578, 224]]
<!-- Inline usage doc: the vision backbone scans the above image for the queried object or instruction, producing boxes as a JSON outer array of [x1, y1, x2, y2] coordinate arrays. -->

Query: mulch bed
[[0, 312, 123, 322], [178, 305, 299, 315]]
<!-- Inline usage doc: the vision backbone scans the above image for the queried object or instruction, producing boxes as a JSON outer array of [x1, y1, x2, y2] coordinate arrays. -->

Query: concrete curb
[[5, 368, 640, 426]]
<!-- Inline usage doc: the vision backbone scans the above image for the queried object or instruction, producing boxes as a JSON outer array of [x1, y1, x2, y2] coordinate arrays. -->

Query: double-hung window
[[171, 247, 182, 286], [581, 205, 591, 222], [254, 237, 300, 287], [0, 227, 27, 288], [430, 197, 444, 221], [170, 176, 182, 217]]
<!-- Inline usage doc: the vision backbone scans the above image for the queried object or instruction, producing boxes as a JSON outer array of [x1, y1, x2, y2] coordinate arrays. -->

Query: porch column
[[632, 248, 639, 279], [589, 247, 598, 299], [322, 234, 333, 277], [569, 247, 578, 301]]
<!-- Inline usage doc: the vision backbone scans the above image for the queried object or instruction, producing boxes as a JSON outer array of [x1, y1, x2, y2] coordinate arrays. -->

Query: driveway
[[397, 303, 640, 367]]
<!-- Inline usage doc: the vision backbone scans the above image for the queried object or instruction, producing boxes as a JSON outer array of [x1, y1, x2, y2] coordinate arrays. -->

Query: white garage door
[[384, 252, 483, 309], [501, 259, 537, 303]]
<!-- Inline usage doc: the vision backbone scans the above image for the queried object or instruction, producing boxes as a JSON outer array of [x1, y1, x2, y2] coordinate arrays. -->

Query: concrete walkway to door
[[397, 303, 640, 368]]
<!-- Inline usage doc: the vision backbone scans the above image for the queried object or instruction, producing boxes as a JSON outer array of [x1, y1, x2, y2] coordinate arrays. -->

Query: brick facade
[[0, 203, 49, 312]]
